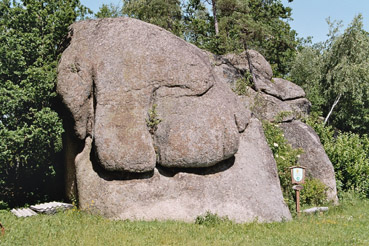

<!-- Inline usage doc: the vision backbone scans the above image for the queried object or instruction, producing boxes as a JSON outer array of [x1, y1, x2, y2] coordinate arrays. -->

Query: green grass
[[1, 194, 369, 245]]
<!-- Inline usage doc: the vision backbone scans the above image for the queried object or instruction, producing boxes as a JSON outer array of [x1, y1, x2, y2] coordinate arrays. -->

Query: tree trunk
[[324, 93, 342, 125], [242, 37, 257, 85], [211, 0, 219, 35]]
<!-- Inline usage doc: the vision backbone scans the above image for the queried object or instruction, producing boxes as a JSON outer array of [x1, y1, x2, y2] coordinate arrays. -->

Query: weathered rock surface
[[256, 78, 305, 101], [57, 17, 250, 172], [213, 51, 336, 203], [286, 98, 312, 115], [155, 81, 249, 167], [211, 50, 273, 91], [57, 17, 292, 222], [239, 89, 295, 122], [279, 121, 338, 203], [73, 118, 291, 222], [58, 17, 337, 222], [222, 50, 273, 81], [213, 52, 310, 122]]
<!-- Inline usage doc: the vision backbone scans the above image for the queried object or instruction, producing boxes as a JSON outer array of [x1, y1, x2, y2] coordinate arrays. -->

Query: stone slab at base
[[30, 202, 74, 214], [303, 207, 329, 214], [11, 208, 38, 218], [11, 202, 74, 217]]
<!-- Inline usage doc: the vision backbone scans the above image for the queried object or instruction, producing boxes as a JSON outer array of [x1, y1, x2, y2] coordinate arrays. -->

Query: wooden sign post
[[290, 166, 306, 216], [0, 221, 4, 236]]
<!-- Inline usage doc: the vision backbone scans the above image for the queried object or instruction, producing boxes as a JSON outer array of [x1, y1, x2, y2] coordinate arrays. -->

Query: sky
[[81, 0, 369, 44], [81, 0, 122, 14], [282, 0, 369, 43]]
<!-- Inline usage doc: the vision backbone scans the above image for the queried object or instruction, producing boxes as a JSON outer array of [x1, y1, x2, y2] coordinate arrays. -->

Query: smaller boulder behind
[[280, 120, 338, 203]]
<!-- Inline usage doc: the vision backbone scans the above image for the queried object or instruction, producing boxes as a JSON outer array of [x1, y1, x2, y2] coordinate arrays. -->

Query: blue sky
[[282, 0, 369, 43], [81, 0, 122, 14], [81, 0, 369, 44]]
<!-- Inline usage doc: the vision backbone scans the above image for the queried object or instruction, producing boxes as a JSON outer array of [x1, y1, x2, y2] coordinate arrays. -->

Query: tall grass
[[1, 193, 369, 245]]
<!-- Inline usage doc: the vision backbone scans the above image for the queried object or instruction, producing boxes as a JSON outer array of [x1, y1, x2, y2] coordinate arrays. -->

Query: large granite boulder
[[57, 17, 290, 222], [57, 17, 250, 173], [73, 118, 291, 222]]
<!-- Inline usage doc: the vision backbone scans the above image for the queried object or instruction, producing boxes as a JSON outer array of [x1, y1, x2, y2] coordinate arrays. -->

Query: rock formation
[[57, 17, 337, 222], [279, 121, 338, 202], [57, 18, 249, 173], [212, 50, 338, 203]]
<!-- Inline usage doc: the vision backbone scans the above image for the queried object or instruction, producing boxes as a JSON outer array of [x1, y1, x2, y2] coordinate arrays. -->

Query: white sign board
[[292, 168, 304, 182]]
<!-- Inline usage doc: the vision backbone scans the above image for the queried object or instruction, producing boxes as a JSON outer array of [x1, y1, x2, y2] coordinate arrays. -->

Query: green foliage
[[215, 0, 297, 76], [274, 111, 293, 123], [262, 120, 303, 211], [289, 45, 325, 113], [122, 0, 183, 37], [146, 104, 161, 134], [195, 211, 231, 226], [182, 0, 215, 51], [304, 113, 333, 146], [306, 114, 369, 197], [291, 15, 369, 134], [0, 0, 89, 207], [322, 15, 369, 134], [300, 178, 328, 206], [325, 132, 369, 197], [95, 3, 122, 18], [232, 72, 252, 95]]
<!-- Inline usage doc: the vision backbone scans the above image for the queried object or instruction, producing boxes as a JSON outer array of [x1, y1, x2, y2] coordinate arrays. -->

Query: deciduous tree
[[291, 15, 369, 134]]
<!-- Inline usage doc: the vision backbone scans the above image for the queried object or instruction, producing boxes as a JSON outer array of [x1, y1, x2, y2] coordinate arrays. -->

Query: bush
[[300, 178, 328, 206], [262, 120, 303, 211], [195, 212, 231, 226], [326, 132, 369, 197], [232, 72, 252, 96], [305, 114, 369, 197]]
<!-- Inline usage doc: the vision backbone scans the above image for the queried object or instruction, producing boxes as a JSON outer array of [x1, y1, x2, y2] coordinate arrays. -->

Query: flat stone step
[[303, 207, 329, 214], [11, 208, 38, 218], [30, 202, 73, 214], [11, 202, 74, 217]]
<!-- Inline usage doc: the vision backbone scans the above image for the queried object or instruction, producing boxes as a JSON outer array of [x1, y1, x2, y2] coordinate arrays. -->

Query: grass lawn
[[1, 193, 369, 246]]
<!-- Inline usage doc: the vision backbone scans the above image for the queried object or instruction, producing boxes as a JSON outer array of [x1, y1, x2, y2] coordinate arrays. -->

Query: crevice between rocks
[[156, 156, 235, 177]]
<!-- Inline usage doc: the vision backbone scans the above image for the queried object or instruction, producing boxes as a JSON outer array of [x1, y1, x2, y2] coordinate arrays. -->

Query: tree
[[210, 0, 219, 35], [289, 43, 325, 113], [214, 0, 297, 76], [0, 0, 89, 208], [182, 0, 215, 50], [291, 15, 369, 134], [122, 0, 183, 36], [321, 15, 369, 133], [95, 3, 122, 18]]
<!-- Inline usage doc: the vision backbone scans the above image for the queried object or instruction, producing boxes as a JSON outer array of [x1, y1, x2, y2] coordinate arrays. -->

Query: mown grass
[[1, 193, 369, 246]]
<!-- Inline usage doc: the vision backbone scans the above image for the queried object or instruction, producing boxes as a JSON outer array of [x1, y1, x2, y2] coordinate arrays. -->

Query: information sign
[[290, 166, 305, 185], [289, 166, 306, 215]]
